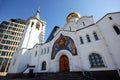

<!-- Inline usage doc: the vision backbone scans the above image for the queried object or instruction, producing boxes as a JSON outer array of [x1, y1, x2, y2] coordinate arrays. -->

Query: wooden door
[[60, 55, 69, 72]]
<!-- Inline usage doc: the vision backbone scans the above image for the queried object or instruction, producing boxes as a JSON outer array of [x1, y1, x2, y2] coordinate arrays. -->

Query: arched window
[[47, 47, 49, 53], [86, 35, 91, 42], [41, 61, 46, 70], [93, 32, 99, 40], [113, 25, 120, 35], [41, 49, 43, 55], [31, 22, 34, 27], [69, 26, 71, 31], [35, 51, 37, 56], [80, 36, 84, 44], [82, 22, 85, 26], [44, 48, 46, 54], [36, 22, 40, 30], [89, 53, 105, 68]]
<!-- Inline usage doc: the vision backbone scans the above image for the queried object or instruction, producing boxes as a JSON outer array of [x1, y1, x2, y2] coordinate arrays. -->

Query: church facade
[[8, 10, 120, 79]]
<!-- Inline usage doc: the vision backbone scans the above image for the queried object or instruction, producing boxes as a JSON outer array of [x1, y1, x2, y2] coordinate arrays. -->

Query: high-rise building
[[0, 19, 26, 76]]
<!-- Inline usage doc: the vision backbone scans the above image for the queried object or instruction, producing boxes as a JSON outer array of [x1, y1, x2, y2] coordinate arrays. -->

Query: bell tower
[[18, 9, 46, 49], [8, 9, 46, 73]]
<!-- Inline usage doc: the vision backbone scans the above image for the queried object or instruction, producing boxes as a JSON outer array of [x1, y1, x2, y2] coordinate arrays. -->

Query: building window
[[93, 32, 99, 40], [0, 45, 3, 49], [89, 53, 105, 68], [1, 51, 7, 56], [0, 58, 3, 65], [41, 49, 43, 55], [0, 34, 3, 38], [31, 22, 34, 27], [41, 61, 46, 70], [4, 35, 8, 39], [47, 47, 49, 53], [35, 51, 37, 56], [86, 35, 91, 42], [0, 58, 8, 72], [109, 17, 112, 20], [4, 46, 8, 50], [80, 37, 84, 44], [44, 48, 46, 54], [1, 40, 6, 44], [113, 25, 120, 35], [69, 26, 71, 31], [83, 22, 85, 26], [36, 22, 40, 30]]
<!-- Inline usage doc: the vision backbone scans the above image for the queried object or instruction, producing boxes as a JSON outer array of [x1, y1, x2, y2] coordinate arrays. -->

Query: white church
[[7, 10, 120, 80]]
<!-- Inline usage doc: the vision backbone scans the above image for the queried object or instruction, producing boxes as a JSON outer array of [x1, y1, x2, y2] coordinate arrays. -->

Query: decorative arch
[[51, 34, 77, 59]]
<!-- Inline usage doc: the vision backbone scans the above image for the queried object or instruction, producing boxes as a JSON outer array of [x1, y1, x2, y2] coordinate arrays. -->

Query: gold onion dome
[[66, 12, 81, 23]]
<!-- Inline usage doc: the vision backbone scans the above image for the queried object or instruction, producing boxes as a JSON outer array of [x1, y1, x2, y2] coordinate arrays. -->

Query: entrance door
[[59, 55, 69, 72]]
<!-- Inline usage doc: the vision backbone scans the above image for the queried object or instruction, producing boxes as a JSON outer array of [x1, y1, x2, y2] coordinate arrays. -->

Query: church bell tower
[[8, 9, 46, 73], [18, 9, 46, 49]]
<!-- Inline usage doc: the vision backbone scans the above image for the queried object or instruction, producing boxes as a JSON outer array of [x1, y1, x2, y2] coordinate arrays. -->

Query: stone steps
[[35, 71, 94, 80], [6, 70, 120, 80], [6, 71, 95, 80]]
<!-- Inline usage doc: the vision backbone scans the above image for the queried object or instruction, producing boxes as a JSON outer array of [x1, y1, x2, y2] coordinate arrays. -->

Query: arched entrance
[[59, 55, 70, 72]]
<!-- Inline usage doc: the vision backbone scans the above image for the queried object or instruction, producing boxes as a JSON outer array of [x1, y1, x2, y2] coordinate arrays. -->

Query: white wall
[[8, 49, 30, 73], [97, 13, 120, 69]]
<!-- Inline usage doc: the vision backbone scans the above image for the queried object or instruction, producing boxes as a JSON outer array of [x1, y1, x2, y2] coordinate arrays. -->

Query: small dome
[[66, 12, 81, 23]]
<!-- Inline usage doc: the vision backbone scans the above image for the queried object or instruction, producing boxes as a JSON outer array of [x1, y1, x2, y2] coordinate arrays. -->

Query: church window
[[41, 49, 43, 55], [47, 47, 49, 53], [80, 37, 84, 44], [36, 22, 40, 30], [89, 53, 105, 68], [86, 35, 91, 42], [41, 61, 46, 70], [35, 51, 37, 56], [109, 17, 112, 20], [83, 22, 85, 26], [93, 32, 99, 40], [113, 25, 120, 35], [31, 22, 34, 27], [69, 26, 71, 31], [44, 48, 46, 54]]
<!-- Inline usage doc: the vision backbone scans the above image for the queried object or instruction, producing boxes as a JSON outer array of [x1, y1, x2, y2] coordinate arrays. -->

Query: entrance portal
[[59, 55, 70, 72]]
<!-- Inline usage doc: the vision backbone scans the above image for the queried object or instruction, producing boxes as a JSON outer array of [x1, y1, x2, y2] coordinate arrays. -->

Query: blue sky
[[0, 0, 120, 40]]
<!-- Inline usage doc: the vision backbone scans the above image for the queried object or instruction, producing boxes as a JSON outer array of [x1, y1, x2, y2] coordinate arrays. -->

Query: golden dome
[[66, 12, 81, 23]]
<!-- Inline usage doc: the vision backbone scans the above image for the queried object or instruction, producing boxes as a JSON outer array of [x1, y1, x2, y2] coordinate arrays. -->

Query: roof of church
[[34, 9, 40, 20], [66, 12, 81, 23], [96, 12, 120, 23]]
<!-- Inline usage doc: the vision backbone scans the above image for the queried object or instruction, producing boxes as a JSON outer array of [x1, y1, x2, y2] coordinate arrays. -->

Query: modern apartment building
[[0, 19, 26, 76]]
